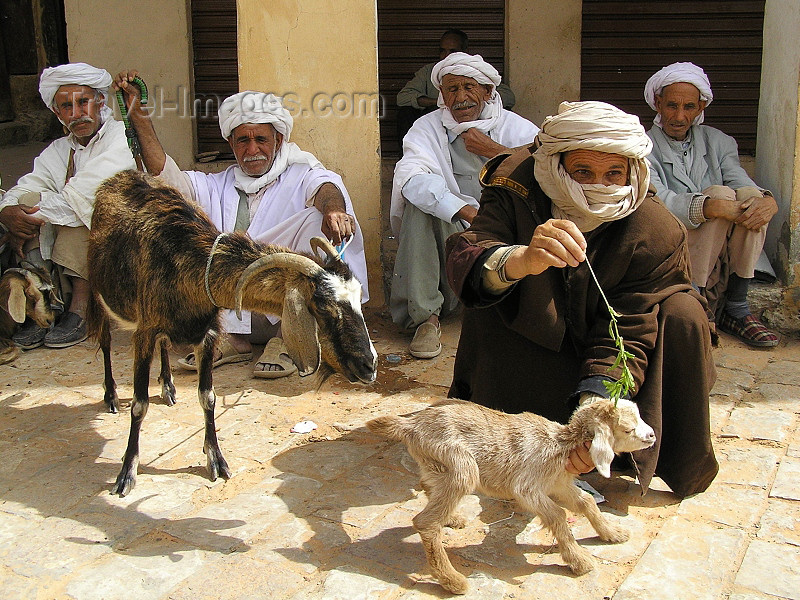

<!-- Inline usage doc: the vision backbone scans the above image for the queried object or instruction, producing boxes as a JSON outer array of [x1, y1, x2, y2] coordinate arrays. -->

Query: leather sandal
[[253, 337, 297, 379], [177, 337, 253, 371]]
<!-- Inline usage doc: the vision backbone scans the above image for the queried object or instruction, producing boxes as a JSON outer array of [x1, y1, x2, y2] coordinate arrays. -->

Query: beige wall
[[756, 0, 800, 307], [507, 0, 582, 126], [64, 0, 195, 167], [237, 0, 383, 306]]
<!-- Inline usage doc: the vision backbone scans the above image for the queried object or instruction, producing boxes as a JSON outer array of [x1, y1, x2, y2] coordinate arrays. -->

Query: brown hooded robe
[[445, 147, 718, 498]]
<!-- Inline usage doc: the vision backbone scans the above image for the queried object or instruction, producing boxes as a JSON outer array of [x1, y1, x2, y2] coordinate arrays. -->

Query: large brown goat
[[87, 170, 377, 496]]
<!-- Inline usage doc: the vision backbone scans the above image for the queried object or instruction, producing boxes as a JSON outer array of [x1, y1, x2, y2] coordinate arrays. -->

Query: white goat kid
[[367, 398, 656, 594]]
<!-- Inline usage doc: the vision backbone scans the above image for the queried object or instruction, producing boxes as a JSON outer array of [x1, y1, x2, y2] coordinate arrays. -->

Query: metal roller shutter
[[191, 0, 238, 158], [581, 0, 765, 154], [377, 0, 506, 157]]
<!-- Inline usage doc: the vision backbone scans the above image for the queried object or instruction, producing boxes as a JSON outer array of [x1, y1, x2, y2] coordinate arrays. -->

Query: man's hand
[[735, 194, 778, 231], [460, 128, 508, 159], [112, 69, 167, 174], [321, 210, 355, 246], [566, 441, 595, 475], [2, 232, 26, 258], [112, 70, 147, 118], [0, 205, 44, 239], [701, 185, 743, 222], [314, 182, 354, 246], [417, 96, 437, 108], [503, 219, 587, 280], [455, 204, 478, 225]]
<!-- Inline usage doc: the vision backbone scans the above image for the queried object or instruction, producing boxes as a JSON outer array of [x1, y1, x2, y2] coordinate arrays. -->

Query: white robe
[[390, 108, 540, 236], [0, 119, 135, 257], [160, 157, 369, 334]]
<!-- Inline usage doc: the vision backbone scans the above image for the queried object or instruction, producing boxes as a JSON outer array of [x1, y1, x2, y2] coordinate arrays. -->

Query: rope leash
[[115, 76, 148, 171]]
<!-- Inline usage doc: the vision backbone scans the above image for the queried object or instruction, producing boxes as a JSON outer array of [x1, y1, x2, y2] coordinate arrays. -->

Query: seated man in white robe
[[390, 52, 539, 359], [0, 63, 135, 350], [643, 62, 779, 347], [115, 72, 369, 378]]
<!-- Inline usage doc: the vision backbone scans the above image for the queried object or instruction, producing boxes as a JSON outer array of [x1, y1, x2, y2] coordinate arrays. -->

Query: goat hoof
[[104, 395, 120, 414], [567, 552, 596, 576], [207, 453, 232, 482], [111, 471, 136, 497], [162, 385, 176, 407], [439, 572, 469, 595], [599, 523, 629, 544]]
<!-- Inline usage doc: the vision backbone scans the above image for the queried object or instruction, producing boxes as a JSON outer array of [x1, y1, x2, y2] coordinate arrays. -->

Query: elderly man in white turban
[[390, 52, 539, 359], [644, 62, 779, 348], [114, 70, 368, 378], [446, 101, 718, 499], [0, 62, 135, 350]]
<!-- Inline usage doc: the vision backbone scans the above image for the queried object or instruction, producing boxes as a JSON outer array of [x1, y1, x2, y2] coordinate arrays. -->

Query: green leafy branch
[[585, 258, 636, 405]]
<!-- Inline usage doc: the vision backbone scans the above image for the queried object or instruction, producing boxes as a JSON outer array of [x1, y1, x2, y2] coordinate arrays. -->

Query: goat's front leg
[[197, 335, 231, 482], [111, 330, 156, 496], [517, 491, 596, 575], [157, 337, 176, 406], [99, 315, 119, 413], [552, 482, 629, 544]]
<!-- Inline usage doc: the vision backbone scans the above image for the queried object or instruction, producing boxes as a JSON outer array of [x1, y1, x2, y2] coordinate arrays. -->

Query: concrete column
[[506, 0, 582, 126], [237, 0, 383, 306], [756, 0, 800, 312], [64, 0, 195, 167]]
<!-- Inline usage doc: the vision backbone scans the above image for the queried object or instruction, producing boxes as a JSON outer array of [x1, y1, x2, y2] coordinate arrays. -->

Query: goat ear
[[6, 279, 28, 324], [281, 286, 320, 376], [590, 421, 615, 478]]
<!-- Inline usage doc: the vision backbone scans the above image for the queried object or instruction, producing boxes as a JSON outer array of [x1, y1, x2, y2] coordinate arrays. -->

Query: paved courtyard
[[0, 304, 798, 600]]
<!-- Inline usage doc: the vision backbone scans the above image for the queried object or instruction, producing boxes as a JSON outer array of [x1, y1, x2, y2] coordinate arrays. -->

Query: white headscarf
[[218, 91, 321, 193], [430, 52, 504, 135], [38, 62, 113, 123], [644, 62, 714, 127], [533, 101, 652, 232]]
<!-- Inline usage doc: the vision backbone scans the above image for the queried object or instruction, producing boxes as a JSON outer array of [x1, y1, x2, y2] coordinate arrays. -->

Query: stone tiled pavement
[[0, 306, 798, 600]]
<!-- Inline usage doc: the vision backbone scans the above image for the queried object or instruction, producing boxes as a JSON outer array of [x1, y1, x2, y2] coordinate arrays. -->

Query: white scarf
[[533, 101, 652, 232]]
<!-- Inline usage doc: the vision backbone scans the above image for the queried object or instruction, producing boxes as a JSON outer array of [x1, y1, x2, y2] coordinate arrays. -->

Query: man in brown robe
[[446, 101, 718, 498]]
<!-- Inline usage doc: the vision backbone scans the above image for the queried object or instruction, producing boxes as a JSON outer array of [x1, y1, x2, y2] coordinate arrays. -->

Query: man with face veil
[[446, 101, 718, 498]]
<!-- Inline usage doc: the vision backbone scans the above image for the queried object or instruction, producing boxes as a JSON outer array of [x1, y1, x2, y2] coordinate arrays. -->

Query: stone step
[[0, 120, 29, 147]]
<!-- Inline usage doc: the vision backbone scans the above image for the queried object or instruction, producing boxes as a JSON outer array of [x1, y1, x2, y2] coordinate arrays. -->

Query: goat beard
[[307, 362, 335, 391]]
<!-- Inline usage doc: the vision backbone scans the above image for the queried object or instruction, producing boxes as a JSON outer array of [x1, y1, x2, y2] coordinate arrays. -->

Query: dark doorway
[[376, 0, 507, 158], [190, 0, 238, 159]]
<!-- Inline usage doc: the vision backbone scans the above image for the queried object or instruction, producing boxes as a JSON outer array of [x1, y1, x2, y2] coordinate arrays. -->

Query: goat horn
[[234, 252, 322, 319], [310, 236, 340, 262]]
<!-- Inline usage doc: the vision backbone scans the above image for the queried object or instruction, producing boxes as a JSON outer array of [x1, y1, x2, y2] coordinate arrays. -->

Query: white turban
[[218, 91, 293, 141], [431, 52, 502, 90], [533, 101, 652, 232], [39, 62, 113, 122], [644, 62, 713, 127], [430, 52, 504, 135], [218, 91, 322, 194]]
